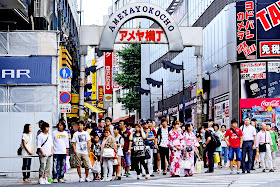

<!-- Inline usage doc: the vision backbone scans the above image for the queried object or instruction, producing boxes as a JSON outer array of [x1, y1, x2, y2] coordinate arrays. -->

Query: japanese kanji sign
[[236, 1, 257, 60], [104, 52, 113, 102], [260, 41, 280, 57], [240, 62, 266, 80], [115, 28, 167, 44]]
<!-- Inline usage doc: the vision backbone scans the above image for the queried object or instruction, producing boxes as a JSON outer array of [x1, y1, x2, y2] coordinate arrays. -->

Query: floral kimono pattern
[[168, 130, 183, 176], [182, 131, 199, 176]]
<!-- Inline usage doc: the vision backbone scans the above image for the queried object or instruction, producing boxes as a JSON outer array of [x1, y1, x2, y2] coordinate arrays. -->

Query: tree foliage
[[114, 44, 141, 112]]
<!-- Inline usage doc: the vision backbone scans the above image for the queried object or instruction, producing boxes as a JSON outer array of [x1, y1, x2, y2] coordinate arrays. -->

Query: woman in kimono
[[182, 123, 200, 176], [168, 120, 183, 177]]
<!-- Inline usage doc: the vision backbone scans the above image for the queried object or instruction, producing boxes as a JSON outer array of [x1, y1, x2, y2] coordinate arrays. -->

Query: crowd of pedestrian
[[18, 116, 280, 184]]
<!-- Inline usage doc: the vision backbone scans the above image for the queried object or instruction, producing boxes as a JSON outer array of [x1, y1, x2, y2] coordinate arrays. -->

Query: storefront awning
[[112, 116, 129, 123], [84, 102, 105, 113]]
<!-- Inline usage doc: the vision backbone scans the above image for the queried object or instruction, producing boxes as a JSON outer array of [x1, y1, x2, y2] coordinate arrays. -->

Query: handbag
[[102, 148, 115, 158], [145, 148, 151, 159], [181, 159, 192, 169], [186, 146, 193, 152]]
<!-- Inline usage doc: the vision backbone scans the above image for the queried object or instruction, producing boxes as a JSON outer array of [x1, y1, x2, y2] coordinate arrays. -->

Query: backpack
[[209, 131, 221, 148]]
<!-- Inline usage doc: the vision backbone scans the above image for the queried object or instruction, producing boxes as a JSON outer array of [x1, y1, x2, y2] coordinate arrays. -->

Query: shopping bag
[[89, 152, 95, 167], [213, 153, 220, 163], [196, 161, 202, 173], [181, 159, 192, 169], [91, 161, 101, 173]]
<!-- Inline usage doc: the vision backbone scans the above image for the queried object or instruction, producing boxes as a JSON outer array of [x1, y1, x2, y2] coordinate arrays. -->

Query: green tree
[[114, 44, 141, 112]]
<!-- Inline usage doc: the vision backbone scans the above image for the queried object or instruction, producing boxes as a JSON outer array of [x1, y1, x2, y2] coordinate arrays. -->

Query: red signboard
[[98, 86, 104, 118], [104, 52, 113, 102], [260, 41, 280, 57], [240, 98, 280, 108]]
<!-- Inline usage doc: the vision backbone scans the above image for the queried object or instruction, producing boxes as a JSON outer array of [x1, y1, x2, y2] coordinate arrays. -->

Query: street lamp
[[135, 87, 151, 118], [161, 60, 185, 125], [146, 78, 164, 118]]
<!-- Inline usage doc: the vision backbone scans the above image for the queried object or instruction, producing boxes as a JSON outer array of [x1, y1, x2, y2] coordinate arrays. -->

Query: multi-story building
[[0, 0, 79, 177]]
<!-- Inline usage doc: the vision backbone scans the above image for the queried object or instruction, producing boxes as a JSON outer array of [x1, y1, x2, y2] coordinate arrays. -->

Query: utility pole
[[79, 46, 87, 120], [182, 61, 185, 125], [195, 46, 203, 129]]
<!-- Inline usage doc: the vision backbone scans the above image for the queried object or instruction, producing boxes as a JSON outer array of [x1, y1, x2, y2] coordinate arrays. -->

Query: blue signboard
[[59, 67, 72, 79], [0, 56, 52, 84]]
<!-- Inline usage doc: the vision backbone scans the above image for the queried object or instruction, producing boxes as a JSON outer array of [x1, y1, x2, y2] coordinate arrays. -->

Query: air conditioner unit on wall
[[34, 0, 48, 18]]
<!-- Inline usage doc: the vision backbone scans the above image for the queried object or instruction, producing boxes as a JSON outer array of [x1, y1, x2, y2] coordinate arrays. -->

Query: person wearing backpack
[[202, 123, 216, 173], [225, 119, 243, 174], [155, 117, 171, 175]]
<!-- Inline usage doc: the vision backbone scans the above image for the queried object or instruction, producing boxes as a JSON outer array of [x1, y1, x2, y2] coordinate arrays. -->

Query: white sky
[[81, 0, 112, 25]]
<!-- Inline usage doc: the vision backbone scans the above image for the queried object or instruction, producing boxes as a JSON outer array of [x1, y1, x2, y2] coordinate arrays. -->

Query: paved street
[[2, 157, 280, 187]]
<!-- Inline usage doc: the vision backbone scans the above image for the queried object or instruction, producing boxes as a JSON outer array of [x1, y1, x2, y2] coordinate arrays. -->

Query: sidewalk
[[1, 155, 280, 186]]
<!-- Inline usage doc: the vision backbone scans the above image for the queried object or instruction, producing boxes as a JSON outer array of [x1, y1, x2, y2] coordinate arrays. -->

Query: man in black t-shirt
[[203, 123, 215, 173]]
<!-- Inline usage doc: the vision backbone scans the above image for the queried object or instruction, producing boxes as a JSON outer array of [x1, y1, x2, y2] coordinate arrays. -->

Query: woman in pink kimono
[[182, 123, 200, 176], [168, 120, 183, 177]]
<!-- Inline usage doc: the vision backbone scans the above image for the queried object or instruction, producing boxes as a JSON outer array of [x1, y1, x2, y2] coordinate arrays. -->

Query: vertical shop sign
[[112, 52, 120, 89], [105, 52, 113, 101], [236, 1, 257, 60], [214, 94, 230, 128], [92, 60, 97, 105], [98, 86, 104, 118]]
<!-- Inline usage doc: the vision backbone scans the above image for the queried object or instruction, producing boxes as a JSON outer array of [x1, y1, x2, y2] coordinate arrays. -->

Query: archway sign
[[79, 3, 203, 52]]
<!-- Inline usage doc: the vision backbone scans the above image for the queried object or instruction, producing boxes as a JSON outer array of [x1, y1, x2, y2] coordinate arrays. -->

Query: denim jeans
[[242, 141, 254, 172], [221, 147, 228, 164], [53, 154, 66, 179], [22, 158, 32, 179]]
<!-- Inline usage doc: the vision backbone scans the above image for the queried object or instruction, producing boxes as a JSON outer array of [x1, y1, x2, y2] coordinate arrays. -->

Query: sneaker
[[137, 175, 140, 180], [237, 170, 240, 174], [44, 179, 51, 185], [150, 174, 155, 177], [58, 179, 65, 183], [126, 172, 131, 177], [145, 174, 150, 179], [106, 177, 112, 181], [53, 178, 58, 183], [38, 178, 45, 184], [269, 169, 274, 172], [101, 177, 107, 181], [85, 178, 92, 182], [230, 171, 233, 174], [242, 171, 246, 173], [79, 178, 85, 182], [247, 170, 250, 173]]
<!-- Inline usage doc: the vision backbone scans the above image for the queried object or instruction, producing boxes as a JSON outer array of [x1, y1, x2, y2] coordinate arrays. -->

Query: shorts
[[75, 153, 90, 169], [124, 152, 131, 166], [228, 147, 242, 161]]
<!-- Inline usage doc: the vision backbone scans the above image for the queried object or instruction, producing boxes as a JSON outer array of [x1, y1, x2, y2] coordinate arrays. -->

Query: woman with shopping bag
[[182, 123, 200, 177], [100, 127, 117, 181]]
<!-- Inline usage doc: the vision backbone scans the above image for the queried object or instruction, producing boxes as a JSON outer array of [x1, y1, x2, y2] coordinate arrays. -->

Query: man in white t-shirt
[[72, 121, 91, 182], [52, 122, 69, 183], [241, 117, 256, 173], [37, 122, 53, 184]]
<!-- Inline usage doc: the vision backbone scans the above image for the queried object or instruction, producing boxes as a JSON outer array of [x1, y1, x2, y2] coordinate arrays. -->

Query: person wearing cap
[[36, 120, 44, 139], [225, 119, 243, 174]]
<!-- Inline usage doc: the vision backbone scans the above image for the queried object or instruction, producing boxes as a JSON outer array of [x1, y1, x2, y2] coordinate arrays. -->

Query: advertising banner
[[214, 94, 230, 128], [98, 86, 104, 118], [112, 52, 120, 89], [92, 60, 97, 104], [240, 61, 280, 99], [104, 52, 113, 102], [0, 56, 52, 84]]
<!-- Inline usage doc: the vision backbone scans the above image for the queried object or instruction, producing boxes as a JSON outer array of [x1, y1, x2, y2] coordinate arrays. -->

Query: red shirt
[[225, 128, 243, 148], [121, 129, 131, 152]]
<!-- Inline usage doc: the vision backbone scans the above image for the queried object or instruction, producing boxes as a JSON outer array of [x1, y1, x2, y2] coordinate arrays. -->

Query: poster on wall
[[214, 94, 230, 128], [240, 62, 280, 99]]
